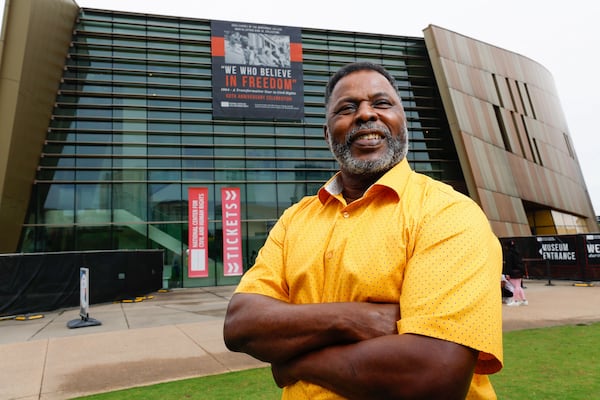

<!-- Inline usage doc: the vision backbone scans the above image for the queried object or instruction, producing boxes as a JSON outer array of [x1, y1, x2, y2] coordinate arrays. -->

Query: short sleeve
[[398, 194, 503, 374]]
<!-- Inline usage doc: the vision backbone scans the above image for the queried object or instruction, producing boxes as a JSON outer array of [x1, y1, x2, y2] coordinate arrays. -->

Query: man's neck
[[339, 169, 387, 203]]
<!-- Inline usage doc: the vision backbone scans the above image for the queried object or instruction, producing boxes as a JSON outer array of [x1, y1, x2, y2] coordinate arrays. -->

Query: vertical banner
[[67, 266, 101, 328], [221, 187, 243, 276], [79, 267, 89, 318], [211, 20, 304, 120], [188, 187, 209, 278]]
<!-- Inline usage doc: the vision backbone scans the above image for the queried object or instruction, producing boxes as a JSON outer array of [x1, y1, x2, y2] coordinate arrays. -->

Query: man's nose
[[355, 102, 377, 121]]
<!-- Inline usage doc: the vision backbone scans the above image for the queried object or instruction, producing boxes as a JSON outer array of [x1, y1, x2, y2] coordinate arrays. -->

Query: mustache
[[346, 122, 391, 144]]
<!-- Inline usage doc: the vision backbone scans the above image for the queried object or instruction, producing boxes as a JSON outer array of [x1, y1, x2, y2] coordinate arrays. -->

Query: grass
[[74, 323, 600, 400], [74, 367, 281, 400], [490, 323, 600, 399]]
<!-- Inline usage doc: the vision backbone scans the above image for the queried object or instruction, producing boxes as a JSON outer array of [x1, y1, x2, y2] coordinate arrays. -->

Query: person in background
[[223, 62, 503, 399], [501, 273, 515, 304], [504, 240, 528, 306]]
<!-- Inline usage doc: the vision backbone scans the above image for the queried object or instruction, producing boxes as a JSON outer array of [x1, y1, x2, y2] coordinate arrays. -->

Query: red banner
[[221, 187, 243, 276], [188, 187, 209, 278]]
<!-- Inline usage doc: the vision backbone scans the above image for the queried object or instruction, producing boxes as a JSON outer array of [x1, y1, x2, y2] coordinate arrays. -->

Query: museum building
[[1, 0, 596, 288]]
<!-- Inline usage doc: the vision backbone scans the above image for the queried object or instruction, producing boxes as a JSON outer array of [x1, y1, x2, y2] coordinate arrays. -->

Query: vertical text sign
[[188, 187, 209, 278], [79, 267, 89, 318], [222, 187, 243, 276]]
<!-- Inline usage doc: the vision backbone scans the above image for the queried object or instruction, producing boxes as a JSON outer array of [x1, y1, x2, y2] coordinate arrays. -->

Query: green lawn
[[490, 323, 600, 399], [74, 322, 600, 400]]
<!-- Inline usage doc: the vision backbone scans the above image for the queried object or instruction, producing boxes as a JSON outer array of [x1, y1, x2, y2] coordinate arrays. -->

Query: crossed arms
[[223, 293, 478, 399]]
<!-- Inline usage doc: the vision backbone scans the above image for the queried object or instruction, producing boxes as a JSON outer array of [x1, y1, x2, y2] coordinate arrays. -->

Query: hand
[[340, 302, 400, 342]]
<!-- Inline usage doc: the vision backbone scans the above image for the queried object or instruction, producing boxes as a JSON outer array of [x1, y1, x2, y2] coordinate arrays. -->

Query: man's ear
[[323, 124, 329, 142]]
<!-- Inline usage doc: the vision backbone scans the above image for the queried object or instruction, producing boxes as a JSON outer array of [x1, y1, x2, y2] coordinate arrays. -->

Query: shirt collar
[[318, 158, 412, 204]]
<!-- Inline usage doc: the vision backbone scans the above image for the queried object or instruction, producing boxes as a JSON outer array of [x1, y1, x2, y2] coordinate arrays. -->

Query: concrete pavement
[[0, 286, 267, 400], [1, 280, 599, 399]]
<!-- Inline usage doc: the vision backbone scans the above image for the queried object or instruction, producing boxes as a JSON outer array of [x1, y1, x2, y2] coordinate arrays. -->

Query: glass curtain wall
[[19, 9, 464, 287]]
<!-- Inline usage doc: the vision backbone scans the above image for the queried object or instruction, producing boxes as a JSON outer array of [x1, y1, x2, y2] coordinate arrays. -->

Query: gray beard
[[328, 123, 408, 175]]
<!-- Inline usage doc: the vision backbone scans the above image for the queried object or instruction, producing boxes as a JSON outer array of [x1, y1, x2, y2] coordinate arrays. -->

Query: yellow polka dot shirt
[[236, 158, 504, 399]]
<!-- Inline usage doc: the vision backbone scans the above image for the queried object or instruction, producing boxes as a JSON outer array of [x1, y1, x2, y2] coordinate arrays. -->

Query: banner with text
[[222, 187, 243, 276], [536, 235, 577, 264], [188, 187, 209, 278], [211, 20, 304, 120], [585, 234, 600, 263]]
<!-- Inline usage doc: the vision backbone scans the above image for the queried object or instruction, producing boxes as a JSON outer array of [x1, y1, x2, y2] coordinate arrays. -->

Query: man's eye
[[336, 104, 356, 114], [373, 100, 392, 108]]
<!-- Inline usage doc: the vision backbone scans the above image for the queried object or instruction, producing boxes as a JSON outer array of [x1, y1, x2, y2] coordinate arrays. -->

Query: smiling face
[[324, 69, 408, 176]]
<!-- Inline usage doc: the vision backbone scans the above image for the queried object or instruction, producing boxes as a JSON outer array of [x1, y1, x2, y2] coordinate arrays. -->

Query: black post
[[545, 259, 554, 286]]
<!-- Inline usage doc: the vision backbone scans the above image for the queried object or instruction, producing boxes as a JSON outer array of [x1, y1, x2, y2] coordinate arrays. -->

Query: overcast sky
[[4, 0, 599, 214]]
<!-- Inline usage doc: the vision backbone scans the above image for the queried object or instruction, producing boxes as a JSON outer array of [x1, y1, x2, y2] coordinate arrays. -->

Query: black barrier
[[0, 250, 163, 316], [501, 234, 600, 283], [522, 258, 554, 286]]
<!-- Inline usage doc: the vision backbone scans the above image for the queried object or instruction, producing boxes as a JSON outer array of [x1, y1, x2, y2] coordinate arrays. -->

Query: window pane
[[149, 183, 182, 221], [41, 184, 74, 224], [76, 184, 111, 223], [114, 183, 148, 221], [246, 184, 278, 219], [76, 226, 112, 250]]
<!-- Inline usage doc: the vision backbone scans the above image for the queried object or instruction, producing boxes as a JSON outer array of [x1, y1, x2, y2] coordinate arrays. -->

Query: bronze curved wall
[[424, 25, 597, 237]]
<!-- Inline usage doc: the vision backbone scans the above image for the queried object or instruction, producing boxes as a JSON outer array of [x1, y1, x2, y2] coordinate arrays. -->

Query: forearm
[[224, 294, 345, 363], [223, 293, 400, 364], [273, 334, 477, 400]]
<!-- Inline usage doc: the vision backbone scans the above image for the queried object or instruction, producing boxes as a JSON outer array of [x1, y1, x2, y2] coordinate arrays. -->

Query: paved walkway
[[1, 280, 599, 399]]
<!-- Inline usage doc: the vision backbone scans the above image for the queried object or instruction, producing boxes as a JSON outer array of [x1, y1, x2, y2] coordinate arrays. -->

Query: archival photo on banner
[[211, 20, 304, 120]]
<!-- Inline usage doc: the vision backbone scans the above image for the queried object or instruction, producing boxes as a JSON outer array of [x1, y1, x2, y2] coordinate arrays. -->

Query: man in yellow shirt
[[224, 62, 503, 399]]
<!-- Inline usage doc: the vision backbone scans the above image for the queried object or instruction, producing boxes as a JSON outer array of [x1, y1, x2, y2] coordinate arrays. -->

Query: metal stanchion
[[545, 259, 554, 286]]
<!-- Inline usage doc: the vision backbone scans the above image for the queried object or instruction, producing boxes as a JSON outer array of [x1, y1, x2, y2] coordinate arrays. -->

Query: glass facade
[[18, 9, 464, 287]]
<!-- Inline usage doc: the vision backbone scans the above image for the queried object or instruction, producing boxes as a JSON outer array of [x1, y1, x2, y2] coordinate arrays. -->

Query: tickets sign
[[222, 187, 243, 276]]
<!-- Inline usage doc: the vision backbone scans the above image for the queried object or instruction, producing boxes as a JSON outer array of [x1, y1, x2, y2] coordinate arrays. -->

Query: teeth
[[356, 133, 381, 140]]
